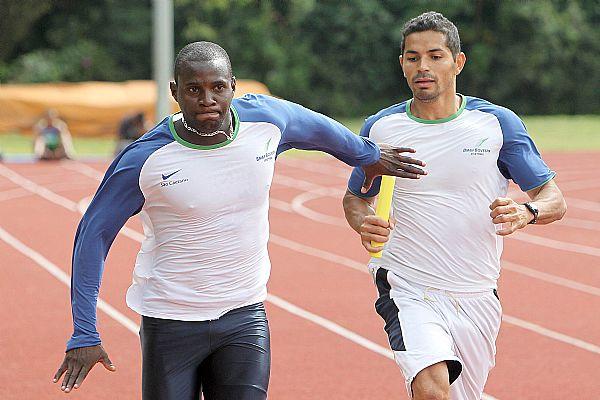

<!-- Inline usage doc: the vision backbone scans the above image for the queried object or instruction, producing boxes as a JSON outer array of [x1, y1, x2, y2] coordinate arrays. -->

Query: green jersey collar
[[169, 106, 240, 150], [406, 94, 466, 124]]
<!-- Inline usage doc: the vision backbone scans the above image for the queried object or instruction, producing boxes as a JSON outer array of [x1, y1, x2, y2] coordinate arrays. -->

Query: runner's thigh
[[140, 316, 210, 400], [201, 303, 271, 400]]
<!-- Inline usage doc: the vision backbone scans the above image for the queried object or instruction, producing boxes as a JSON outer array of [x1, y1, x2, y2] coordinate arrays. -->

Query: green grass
[[519, 115, 600, 151], [0, 133, 118, 157], [1, 115, 598, 157]]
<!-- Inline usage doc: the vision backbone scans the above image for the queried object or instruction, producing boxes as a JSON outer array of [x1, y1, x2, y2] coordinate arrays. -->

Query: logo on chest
[[160, 169, 189, 187], [463, 137, 491, 156], [256, 137, 276, 162]]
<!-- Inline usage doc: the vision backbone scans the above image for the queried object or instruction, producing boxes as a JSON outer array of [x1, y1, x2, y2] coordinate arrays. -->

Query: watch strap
[[524, 202, 538, 224]]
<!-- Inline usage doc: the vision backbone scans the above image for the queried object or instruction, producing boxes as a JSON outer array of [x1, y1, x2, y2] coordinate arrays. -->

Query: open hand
[[362, 144, 426, 192], [53, 344, 116, 393]]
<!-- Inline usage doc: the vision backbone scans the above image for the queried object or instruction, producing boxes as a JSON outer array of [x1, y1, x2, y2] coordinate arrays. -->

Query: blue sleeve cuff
[[66, 333, 101, 352]]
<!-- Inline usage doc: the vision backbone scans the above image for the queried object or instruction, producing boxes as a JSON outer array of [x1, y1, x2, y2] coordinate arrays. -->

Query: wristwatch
[[523, 202, 539, 224]]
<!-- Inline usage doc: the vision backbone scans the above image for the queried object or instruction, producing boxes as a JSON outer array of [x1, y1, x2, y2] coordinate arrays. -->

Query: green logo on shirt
[[257, 137, 276, 162], [463, 138, 491, 156]]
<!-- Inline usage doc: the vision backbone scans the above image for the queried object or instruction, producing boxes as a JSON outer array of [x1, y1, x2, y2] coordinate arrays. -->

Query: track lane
[[2, 157, 596, 400], [0, 234, 141, 400]]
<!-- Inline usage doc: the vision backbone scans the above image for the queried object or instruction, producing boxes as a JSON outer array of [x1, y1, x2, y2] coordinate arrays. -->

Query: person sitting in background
[[114, 111, 147, 155], [33, 109, 75, 160]]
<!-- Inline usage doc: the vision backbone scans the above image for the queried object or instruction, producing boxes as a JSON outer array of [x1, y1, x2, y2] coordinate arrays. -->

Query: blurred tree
[[8, 41, 120, 83], [4, 0, 151, 82], [0, 0, 53, 61], [2, 0, 598, 115]]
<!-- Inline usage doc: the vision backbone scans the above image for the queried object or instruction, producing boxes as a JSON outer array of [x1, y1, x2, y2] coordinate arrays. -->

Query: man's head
[[170, 41, 236, 134], [44, 108, 58, 121], [399, 12, 466, 102], [400, 12, 461, 60]]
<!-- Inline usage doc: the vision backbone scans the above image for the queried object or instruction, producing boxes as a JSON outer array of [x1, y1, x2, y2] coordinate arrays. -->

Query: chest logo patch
[[463, 138, 491, 156], [256, 137, 276, 162], [161, 169, 181, 180], [160, 169, 188, 187]]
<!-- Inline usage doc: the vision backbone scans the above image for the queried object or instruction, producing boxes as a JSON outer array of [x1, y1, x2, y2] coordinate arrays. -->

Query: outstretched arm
[[490, 179, 566, 236], [53, 150, 146, 392], [265, 96, 427, 180]]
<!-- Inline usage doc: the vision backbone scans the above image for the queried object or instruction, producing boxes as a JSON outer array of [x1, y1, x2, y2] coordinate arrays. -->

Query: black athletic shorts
[[140, 302, 270, 400]]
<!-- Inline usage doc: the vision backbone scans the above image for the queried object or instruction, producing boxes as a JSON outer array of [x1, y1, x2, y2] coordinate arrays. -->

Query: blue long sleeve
[[67, 127, 172, 351], [233, 94, 381, 166]]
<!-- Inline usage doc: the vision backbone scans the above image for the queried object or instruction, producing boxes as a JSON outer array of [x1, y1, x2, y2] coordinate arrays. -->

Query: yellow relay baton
[[369, 175, 396, 258]]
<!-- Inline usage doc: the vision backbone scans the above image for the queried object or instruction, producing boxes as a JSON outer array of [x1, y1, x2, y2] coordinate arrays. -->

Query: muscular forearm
[[527, 180, 567, 225], [343, 190, 375, 233]]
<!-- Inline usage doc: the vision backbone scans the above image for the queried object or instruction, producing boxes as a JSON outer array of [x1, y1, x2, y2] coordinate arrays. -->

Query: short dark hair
[[400, 12, 461, 59], [174, 41, 232, 82]]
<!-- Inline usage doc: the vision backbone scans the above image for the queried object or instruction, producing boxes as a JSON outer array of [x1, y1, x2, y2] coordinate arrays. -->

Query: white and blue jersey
[[68, 94, 381, 351], [348, 95, 555, 292]]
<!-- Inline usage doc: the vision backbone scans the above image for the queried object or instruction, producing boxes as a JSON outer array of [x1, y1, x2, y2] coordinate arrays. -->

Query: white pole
[[153, 0, 174, 122]]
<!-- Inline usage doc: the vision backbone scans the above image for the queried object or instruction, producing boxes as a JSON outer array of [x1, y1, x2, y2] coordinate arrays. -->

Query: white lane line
[[0, 220, 499, 399], [269, 198, 294, 213], [282, 155, 600, 206], [0, 188, 32, 202], [268, 233, 600, 354], [275, 174, 324, 191], [509, 189, 600, 213], [278, 183, 600, 257], [271, 224, 600, 300], [2, 163, 503, 398], [291, 187, 347, 227], [8, 162, 600, 298], [76, 196, 145, 243], [267, 293, 392, 359], [270, 233, 367, 273], [502, 261, 600, 297], [564, 197, 600, 212], [64, 159, 600, 231], [8, 163, 598, 357], [0, 225, 140, 335], [284, 183, 600, 258], [76, 173, 600, 297], [555, 218, 600, 232], [502, 315, 600, 354], [559, 178, 600, 192], [513, 231, 600, 258], [279, 155, 351, 179], [270, 289, 500, 399], [0, 164, 79, 212], [62, 160, 106, 180]]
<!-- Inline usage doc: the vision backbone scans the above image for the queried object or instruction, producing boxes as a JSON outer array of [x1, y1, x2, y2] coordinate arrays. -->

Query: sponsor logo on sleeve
[[256, 137, 276, 162]]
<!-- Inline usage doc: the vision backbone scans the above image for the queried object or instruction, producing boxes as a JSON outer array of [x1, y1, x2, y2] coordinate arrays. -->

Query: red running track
[[0, 152, 598, 399]]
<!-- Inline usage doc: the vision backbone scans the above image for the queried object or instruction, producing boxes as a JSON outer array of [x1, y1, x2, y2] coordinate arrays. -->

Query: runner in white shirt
[[343, 12, 567, 400], [53, 41, 427, 400]]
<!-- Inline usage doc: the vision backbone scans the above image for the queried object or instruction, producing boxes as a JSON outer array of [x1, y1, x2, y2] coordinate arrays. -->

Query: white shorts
[[372, 267, 502, 400]]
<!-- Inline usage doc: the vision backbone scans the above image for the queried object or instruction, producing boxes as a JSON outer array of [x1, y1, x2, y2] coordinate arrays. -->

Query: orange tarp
[[0, 80, 270, 136]]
